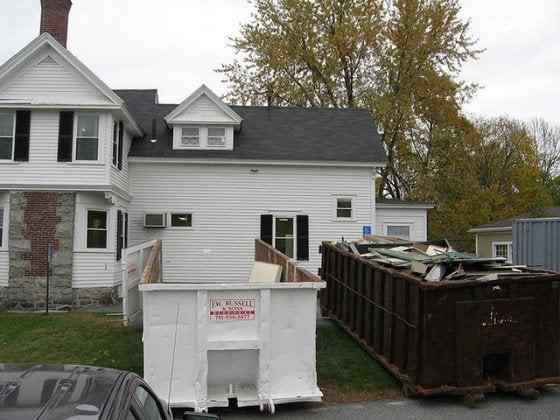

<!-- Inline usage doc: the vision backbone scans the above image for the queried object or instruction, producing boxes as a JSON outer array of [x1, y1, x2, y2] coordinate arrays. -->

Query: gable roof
[[115, 89, 386, 165], [469, 207, 560, 232], [165, 84, 242, 125], [0, 33, 123, 106], [0, 33, 142, 136]]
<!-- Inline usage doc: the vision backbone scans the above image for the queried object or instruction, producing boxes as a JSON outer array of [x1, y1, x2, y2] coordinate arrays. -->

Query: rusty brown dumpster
[[319, 241, 560, 398]]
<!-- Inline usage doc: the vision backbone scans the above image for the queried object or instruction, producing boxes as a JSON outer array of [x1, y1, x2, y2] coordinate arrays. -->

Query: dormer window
[[181, 127, 200, 147], [207, 127, 226, 147]]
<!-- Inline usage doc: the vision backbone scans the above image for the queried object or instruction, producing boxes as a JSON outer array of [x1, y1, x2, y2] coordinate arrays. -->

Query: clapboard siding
[[0, 110, 111, 187], [129, 163, 375, 282], [0, 251, 7, 287], [72, 252, 117, 288], [175, 94, 233, 122], [375, 207, 428, 241], [110, 125, 130, 194], [0, 48, 110, 105]]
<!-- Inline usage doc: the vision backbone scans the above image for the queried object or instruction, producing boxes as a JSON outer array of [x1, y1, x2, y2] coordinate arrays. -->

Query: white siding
[[0, 110, 112, 187], [129, 163, 375, 283], [174, 94, 234, 122], [0, 47, 111, 105], [72, 252, 118, 288], [375, 207, 428, 241], [110, 123, 131, 194]]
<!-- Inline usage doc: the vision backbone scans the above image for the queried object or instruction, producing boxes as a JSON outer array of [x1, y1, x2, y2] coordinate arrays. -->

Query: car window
[[134, 386, 165, 420]]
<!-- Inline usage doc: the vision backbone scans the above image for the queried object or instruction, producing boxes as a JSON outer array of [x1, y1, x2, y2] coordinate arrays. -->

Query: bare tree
[[529, 118, 560, 184]]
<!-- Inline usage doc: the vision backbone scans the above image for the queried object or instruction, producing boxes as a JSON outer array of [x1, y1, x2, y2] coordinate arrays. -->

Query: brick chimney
[[40, 0, 72, 47]]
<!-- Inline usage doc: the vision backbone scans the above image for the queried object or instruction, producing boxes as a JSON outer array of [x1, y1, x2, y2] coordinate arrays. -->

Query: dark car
[[0, 364, 173, 420]]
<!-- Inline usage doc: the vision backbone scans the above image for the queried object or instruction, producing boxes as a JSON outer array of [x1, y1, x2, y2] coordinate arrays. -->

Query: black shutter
[[14, 110, 31, 162], [116, 210, 123, 261], [260, 215, 273, 245], [296, 215, 309, 261], [117, 121, 124, 170], [124, 213, 129, 248], [57, 111, 74, 162], [112, 122, 118, 166]]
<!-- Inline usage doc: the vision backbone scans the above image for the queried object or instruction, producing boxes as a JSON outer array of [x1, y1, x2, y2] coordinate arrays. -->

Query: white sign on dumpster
[[209, 297, 256, 321]]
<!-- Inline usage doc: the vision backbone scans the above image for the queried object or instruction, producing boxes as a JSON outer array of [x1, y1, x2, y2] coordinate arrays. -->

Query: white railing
[[121, 239, 162, 328]]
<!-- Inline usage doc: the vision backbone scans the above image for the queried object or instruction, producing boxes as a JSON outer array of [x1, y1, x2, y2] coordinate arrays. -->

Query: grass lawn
[[0, 312, 399, 403]]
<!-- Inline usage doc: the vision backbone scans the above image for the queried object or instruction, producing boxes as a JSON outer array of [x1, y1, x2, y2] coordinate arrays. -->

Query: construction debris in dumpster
[[332, 235, 551, 282]]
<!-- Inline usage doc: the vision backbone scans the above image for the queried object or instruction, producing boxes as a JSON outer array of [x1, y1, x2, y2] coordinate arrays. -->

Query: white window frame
[[169, 212, 194, 229], [86, 208, 108, 250], [181, 127, 200, 147], [74, 113, 100, 162], [207, 127, 226, 148], [333, 195, 356, 221], [0, 111, 15, 162], [385, 223, 412, 240], [272, 215, 297, 259], [492, 241, 512, 263]]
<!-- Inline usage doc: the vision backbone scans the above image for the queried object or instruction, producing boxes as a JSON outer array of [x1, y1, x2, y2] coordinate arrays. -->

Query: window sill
[[332, 218, 357, 223], [0, 161, 22, 165], [73, 249, 113, 254], [65, 161, 105, 166]]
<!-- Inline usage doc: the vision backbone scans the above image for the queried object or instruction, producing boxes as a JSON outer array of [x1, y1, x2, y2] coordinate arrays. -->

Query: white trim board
[[128, 157, 386, 169]]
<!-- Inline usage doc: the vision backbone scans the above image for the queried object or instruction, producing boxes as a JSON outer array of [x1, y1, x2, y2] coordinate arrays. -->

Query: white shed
[[375, 199, 433, 242]]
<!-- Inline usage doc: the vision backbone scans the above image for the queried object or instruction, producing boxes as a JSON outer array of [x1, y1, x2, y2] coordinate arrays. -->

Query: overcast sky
[[1, 0, 559, 124]]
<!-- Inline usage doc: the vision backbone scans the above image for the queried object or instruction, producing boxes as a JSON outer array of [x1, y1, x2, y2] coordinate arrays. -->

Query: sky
[[1, 0, 559, 124]]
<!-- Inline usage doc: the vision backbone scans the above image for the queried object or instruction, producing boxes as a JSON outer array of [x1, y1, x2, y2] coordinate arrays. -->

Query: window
[[207, 127, 226, 147], [336, 198, 353, 219], [387, 225, 410, 240], [493, 241, 512, 262], [274, 217, 295, 258], [76, 114, 99, 161], [134, 386, 165, 420], [0, 208, 4, 248], [181, 127, 200, 146], [87, 210, 107, 249], [0, 112, 15, 160], [170, 213, 192, 227]]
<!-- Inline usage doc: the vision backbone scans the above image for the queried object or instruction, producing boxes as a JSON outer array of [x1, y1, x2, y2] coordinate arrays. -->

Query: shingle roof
[[470, 207, 560, 231], [114, 89, 386, 164]]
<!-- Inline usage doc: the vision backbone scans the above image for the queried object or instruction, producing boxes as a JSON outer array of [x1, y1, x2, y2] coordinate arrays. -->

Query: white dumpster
[[140, 281, 326, 413]]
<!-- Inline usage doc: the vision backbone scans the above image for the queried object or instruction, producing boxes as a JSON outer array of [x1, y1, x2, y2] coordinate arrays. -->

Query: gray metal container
[[513, 218, 560, 271]]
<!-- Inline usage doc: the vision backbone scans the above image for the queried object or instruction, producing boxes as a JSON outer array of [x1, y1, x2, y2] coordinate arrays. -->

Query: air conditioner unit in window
[[144, 213, 166, 228]]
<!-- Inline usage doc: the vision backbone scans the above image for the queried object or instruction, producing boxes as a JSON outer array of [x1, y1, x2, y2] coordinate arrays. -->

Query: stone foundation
[[7, 192, 75, 309], [0, 286, 6, 309], [74, 286, 119, 307]]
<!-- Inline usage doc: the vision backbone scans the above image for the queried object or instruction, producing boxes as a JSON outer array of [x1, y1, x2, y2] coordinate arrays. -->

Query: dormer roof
[[164, 84, 243, 127]]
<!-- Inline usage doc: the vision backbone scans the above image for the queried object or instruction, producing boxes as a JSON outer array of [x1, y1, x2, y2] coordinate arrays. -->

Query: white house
[[0, 0, 430, 308]]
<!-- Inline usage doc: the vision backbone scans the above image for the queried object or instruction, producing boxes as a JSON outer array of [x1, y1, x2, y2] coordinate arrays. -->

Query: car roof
[[0, 364, 127, 420]]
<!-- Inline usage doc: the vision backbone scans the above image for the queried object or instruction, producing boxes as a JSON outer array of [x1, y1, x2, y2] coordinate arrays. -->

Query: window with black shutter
[[296, 215, 309, 261], [14, 110, 31, 162], [112, 122, 118, 166], [117, 121, 124, 170], [0, 112, 15, 160], [57, 111, 74, 162], [116, 210, 123, 261]]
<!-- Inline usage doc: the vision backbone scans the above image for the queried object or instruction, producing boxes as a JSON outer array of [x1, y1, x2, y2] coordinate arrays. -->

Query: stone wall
[[8, 192, 75, 309]]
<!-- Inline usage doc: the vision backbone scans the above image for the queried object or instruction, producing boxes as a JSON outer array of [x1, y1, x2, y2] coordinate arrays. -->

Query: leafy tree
[[219, 0, 481, 198]]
